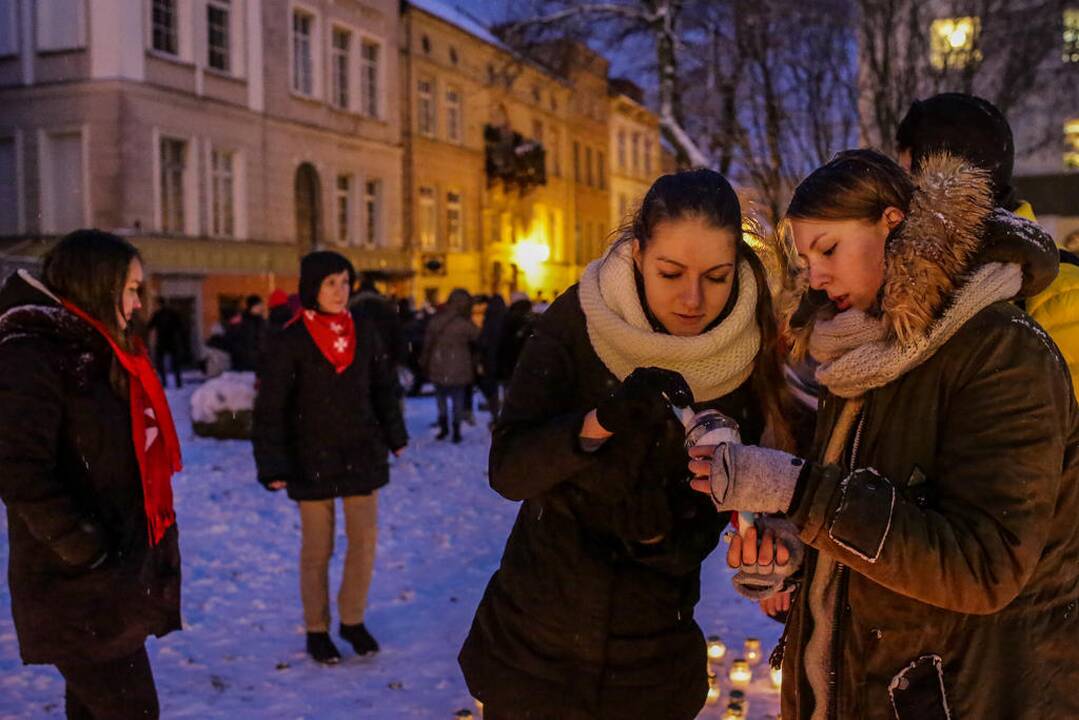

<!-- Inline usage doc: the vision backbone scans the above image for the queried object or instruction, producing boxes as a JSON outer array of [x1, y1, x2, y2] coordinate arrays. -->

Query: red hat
[[268, 289, 289, 309]]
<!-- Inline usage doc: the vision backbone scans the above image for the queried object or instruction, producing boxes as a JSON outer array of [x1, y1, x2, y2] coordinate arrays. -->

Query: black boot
[[451, 421, 462, 444], [339, 622, 380, 656], [435, 417, 449, 440], [306, 632, 341, 665]]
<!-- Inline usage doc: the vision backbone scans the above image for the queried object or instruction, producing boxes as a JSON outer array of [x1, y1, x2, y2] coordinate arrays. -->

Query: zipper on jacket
[[828, 403, 866, 720]]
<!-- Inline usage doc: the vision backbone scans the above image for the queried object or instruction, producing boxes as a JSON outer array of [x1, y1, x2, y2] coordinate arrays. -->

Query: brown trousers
[[298, 493, 378, 632]]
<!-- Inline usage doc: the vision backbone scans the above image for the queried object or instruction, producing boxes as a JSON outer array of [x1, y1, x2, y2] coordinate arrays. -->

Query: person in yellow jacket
[[897, 92, 1079, 398]]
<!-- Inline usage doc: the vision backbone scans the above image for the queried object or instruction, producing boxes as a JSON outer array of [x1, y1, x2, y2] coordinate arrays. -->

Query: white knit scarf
[[809, 262, 1022, 399], [578, 242, 762, 402]]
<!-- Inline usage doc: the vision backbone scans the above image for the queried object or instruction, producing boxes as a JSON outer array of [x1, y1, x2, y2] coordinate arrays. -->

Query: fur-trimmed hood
[[787, 154, 1058, 352]]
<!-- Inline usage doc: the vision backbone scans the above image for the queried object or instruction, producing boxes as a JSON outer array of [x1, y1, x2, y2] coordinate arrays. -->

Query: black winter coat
[[0, 271, 182, 665], [253, 314, 408, 501], [459, 285, 764, 720]]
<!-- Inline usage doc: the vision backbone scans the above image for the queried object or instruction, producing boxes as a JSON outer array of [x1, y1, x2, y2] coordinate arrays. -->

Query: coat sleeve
[[789, 319, 1073, 614], [252, 330, 299, 485], [367, 321, 408, 451], [488, 320, 604, 502], [0, 340, 106, 567]]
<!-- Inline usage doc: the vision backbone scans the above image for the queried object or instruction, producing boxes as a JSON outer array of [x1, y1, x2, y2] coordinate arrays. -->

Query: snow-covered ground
[[0, 381, 781, 719]]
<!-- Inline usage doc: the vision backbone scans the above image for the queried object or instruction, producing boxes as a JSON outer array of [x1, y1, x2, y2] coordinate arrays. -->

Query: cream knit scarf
[[578, 242, 761, 402], [808, 263, 1022, 398]]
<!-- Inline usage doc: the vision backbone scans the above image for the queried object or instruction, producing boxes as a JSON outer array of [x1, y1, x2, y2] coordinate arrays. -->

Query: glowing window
[[1065, 9, 1079, 63], [930, 17, 981, 70], [1065, 119, 1079, 169]]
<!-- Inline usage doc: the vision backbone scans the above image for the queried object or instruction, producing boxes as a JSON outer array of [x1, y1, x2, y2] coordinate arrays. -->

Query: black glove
[[595, 367, 693, 436]]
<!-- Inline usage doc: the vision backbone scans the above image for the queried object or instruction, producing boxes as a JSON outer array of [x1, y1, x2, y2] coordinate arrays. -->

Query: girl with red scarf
[[0, 230, 183, 719], [254, 251, 408, 664]]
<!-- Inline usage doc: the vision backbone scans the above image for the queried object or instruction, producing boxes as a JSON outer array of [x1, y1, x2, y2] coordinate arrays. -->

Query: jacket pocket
[[888, 655, 952, 720]]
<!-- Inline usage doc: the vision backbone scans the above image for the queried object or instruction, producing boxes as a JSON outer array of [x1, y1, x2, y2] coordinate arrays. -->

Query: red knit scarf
[[61, 300, 182, 546], [294, 309, 356, 373]]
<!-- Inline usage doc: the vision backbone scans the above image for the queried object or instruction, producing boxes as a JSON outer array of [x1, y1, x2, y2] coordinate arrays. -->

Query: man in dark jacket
[[228, 294, 266, 372], [148, 298, 186, 388], [495, 292, 536, 384], [350, 276, 406, 369]]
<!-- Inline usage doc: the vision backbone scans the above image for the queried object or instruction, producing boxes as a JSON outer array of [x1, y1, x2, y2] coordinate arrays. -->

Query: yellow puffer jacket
[[1020, 202, 1079, 398]]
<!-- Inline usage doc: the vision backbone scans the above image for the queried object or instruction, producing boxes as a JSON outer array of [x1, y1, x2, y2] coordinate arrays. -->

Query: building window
[[632, 132, 640, 174], [573, 141, 580, 182], [619, 193, 628, 221], [0, 0, 19, 56], [152, 0, 178, 55], [292, 10, 315, 96], [42, 131, 86, 234], [446, 86, 462, 143], [551, 131, 561, 178], [418, 78, 436, 137], [1066, 119, 1079, 169], [486, 63, 496, 85], [1065, 9, 1079, 63], [159, 137, 186, 234], [449, 46, 459, 65], [207, 0, 230, 71], [361, 41, 380, 117], [421, 34, 431, 54], [585, 146, 593, 187], [336, 174, 353, 245], [532, 85, 542, 104], [644, 139, 653, 175], [331, 27, 351, 109], [447, 192, 463, 251], [598, 151, 606, 190], [365, 179, 380, 247], [37, 0, 86, 51], [930, 17, 981, 70], [0, 137, 16, 234], [210, 149, 235, 237], [617, 130, 626, 171], [419, 186, 437, 249]]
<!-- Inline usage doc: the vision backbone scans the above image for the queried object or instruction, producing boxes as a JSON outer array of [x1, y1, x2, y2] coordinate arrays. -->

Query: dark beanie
[[299, 251, 355, 311], [896, 93, 1016, 209]]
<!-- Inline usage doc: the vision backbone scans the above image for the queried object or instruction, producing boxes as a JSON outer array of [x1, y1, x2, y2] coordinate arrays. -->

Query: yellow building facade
[[401, 2, 663, 305], [609, 81, 663, 235]]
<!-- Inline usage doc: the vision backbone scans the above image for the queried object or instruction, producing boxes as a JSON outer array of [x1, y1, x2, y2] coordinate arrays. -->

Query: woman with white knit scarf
[[459, 170, 803, 720], [689, 149, 1079, 720]]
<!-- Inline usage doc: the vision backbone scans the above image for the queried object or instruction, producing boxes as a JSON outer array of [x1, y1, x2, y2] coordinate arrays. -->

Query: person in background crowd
[[896, 92, 1079, 397], [148, 297, 186, 389], [476, 293, 507, 427], [421, 288, 480, 443], [267, 289, 294, 333], [691, 150, 1078, 719], [228, 294, 266, 373], [0, 230, 183, 719], [351, 276, 407, 376], [253, 251, 407, 665], [460, 169, 801, 720], [403, 301, 433, 397], [496, 291, 537, 389]]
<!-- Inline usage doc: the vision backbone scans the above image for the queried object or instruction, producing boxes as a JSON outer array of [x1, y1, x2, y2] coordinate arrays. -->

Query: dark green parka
[[781, 156, 1079, 720]]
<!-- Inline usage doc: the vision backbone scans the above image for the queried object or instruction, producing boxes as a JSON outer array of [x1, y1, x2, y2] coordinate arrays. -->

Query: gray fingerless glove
[[709, 443, 806, 514], [731, 516, 805, 600]]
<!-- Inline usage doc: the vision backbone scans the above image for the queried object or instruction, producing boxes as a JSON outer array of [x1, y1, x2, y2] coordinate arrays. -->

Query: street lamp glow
[[514, 240, 551, 274]]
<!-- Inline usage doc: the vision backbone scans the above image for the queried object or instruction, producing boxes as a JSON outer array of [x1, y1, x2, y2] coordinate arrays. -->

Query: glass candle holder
[[729, 658, 752, 688], [707, 635, 727, 662], [744, 637, 763, 665]]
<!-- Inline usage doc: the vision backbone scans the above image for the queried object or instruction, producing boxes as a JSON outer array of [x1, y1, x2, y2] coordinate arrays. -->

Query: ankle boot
[[339, 622, 380, 656], [306, 632, 341, 665], [435, 417, 449, 440], [451, 421, 462, 444]]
